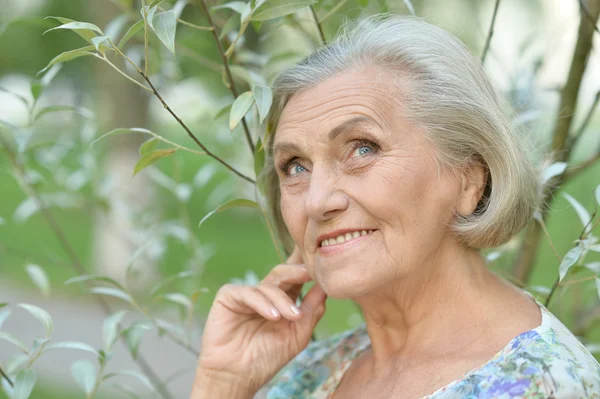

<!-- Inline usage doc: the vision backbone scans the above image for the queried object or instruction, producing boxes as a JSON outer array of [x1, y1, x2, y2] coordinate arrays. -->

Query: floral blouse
[[266, 294, 600, 398]]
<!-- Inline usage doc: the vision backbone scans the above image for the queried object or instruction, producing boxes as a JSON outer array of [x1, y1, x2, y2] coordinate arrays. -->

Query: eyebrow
[[273, 116, 380, 156]]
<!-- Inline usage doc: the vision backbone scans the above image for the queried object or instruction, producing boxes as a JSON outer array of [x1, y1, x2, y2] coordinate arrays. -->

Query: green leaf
[[559, 243, 585, 282], [211, 1, 248, 14], [229, 91, 255, 130], [403, 0, 416, 15], [34, 105, 94, 121], [133, 148, 178, 176], [104, 13, 130, 41], [43, 341, 99, 356], [45, 17, 100, 43], [44, 20, 103, 37], [253, 85, 272, 123], [89, 127, 153, 147], [0, 307, 11, 329], [40, 64, 63, 87], [251, 0, 317, 21], [150, 271, 198, 297], [240, 2, 253, 22], [150, 10, 177, 54], [25, 264, 50, 297], [214, 104, 232, 120], [118, 19, 144, 49], [71, 360, 96, 395], [123, 322, 152, 359], [589, 244, 600, 253], [596, 278, 600, 301], [219, 16, 240, 40], [139, 138, 159, 156], [103, 370, 154, 390], [542, 162, 567, 184], [18, 304, 53, 337], [30, 81, 43, 101], [0, 332, 30, 354], [91, 35, 109, 51], [562, 193, 592, 235], [199, 198, 260, 227], [254, 137, 265, 177], [162, 293, 192, 311], [596, 184, 600, 206], [103, 310, 128, 352], [13, 369, 36, 399], [38, 45, 95, 75], [90, 287, 134, 304], [65, 275, 126, 290]]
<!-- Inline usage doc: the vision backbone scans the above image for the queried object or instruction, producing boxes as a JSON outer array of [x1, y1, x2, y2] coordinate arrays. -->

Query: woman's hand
[[191, 247, 327, 397]]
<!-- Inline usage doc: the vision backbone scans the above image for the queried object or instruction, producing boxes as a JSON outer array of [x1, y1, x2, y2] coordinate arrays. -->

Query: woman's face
[[274, 66, 475, 299]]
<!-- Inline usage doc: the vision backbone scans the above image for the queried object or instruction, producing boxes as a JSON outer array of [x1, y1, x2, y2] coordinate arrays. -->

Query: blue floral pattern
[[266, 293, 600, 398]]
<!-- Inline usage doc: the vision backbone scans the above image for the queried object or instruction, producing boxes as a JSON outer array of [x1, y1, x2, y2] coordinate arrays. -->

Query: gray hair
[[263, 14, 543, 251]]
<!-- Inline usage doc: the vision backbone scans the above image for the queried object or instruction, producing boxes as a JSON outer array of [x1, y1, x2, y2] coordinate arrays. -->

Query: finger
[[285, 246, 303, 264], [219, 285, 281, 321], [297, 283, 327, 332], [263, 264, 311, 287], [257, 284, 303, 321]]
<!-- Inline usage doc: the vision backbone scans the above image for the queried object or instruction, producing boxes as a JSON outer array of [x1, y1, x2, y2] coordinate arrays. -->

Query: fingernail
[[290, 305, 302, 315], [270, 308, 280, 318]]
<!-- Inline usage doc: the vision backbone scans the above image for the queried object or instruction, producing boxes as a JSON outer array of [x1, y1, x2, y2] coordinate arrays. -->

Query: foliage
[[0, 0, 599, 398]]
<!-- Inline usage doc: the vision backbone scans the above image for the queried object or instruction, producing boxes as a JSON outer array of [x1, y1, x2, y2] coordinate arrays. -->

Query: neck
[[353, 237, 499, 367]]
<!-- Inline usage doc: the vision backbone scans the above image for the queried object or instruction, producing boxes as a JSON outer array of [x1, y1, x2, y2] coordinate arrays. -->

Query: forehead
[[274, 66, 398, 143]]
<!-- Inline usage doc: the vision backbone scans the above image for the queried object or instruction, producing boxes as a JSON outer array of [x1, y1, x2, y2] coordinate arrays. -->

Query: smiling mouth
[[320, 229, 376, 247]]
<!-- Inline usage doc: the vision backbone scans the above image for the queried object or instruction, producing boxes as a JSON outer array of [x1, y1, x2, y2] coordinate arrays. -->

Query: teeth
[[320, 230, 374, 247]]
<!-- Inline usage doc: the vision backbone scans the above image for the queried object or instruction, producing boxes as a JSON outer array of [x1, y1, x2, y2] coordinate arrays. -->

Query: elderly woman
[[191, 15, 600, 399]]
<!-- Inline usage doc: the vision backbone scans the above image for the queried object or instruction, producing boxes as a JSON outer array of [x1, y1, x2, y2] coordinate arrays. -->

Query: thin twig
[[176, 44, 222, 72], [0, 135, 175, 399], [310, 5, 326, 45], [570, 91, 600, 149], [579, 0, 600, 35], [106, 39, 255, 184], [177, 18, 213, 31], [141, 0, 150, 77], [537, 217, 562, 262], [94, 54, 152, 93], [481, 0, 501, 63], [0, 366, 13, 388], [225, 18, 251, 58], [198, 0, 255, 155], [564, 151, 600, 180], [319, 0, 347, 23]]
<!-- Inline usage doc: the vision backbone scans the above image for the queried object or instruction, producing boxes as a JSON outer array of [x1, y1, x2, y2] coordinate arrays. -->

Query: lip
[[317, 229, 377, 256], [315, 228, 377, 248]]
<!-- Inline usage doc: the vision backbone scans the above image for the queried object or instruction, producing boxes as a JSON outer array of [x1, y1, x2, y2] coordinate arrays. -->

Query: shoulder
[[265, 325, 368, 399], [448, 306, 600, 399]]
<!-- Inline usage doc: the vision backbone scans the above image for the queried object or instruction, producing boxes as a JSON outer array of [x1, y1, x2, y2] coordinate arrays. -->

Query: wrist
[[191, 366, 256, 399]]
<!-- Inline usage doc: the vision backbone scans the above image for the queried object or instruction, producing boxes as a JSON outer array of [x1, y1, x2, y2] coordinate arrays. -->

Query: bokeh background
[[0, 0, 599, 397]]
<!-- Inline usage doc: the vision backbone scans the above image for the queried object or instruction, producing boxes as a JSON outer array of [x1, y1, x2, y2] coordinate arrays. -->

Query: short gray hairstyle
[[263, 14, 543, 252]]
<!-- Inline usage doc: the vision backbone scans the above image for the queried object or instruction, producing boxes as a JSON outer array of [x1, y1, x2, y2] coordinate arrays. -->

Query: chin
[[316, 269, 374, 300]]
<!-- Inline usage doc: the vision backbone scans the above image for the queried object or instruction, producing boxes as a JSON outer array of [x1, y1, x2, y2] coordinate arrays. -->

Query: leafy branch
[[198, 0, 256, 155], [511, 0, 600, 283], [0, 134, 175, 399]]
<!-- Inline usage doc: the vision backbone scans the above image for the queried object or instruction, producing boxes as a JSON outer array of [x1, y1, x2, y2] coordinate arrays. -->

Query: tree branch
[[198, 0, 255, 155], [481, 0, 501, 63], [570, 90, 600, 149], [0, 366, 13, 388], [0, 135, 175, 399], [106, 39, 255, 184], [310, 5, 326, 45], [579, 0, 600, 35], [511, 0, 600, 283]]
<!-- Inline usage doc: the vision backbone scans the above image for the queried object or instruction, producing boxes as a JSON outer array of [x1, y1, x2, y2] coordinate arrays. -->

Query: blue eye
[[288, 164, 306, 176], [353, 145, 374, 157]]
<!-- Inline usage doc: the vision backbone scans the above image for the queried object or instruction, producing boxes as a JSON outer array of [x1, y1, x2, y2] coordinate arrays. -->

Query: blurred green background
[[1, 0, 599, 398]]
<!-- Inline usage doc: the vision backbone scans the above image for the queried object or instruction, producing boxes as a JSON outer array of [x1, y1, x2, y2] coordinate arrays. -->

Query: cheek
[[280, 193, 305, 243]]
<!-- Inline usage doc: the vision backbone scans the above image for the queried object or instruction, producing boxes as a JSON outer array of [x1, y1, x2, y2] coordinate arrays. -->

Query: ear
[[457, 161, 487, 216]]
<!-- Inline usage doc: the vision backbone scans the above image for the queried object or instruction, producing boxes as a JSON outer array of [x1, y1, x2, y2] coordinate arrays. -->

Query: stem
[[0, 135, 175, 399], [95, 54, 152, 93], [177, 18, 213, 31], [579, 0, 600, 35], [0, 366, 13, 388], [564, 151, 600, 180], [481, 0, 501, 63], [310, 5, 326, 45], [198, 0, 255, 155], [141, 0, 150, 77], [87, 359, 107, 399], [225, 18, 251, 59], [319, 0, 347, 23], [559, 275, 597, 287], [511, 0, 600, 283], [537, 216, 562, 262], [570, 90, 600, 149], [106, 39, 255, 184]]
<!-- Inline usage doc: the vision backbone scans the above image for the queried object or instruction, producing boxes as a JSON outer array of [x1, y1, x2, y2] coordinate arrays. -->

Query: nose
[[304, 162, 349, 221]]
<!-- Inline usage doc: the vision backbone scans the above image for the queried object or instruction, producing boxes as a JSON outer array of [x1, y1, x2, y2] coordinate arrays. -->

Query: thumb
[[297, 283, 327, 332]]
